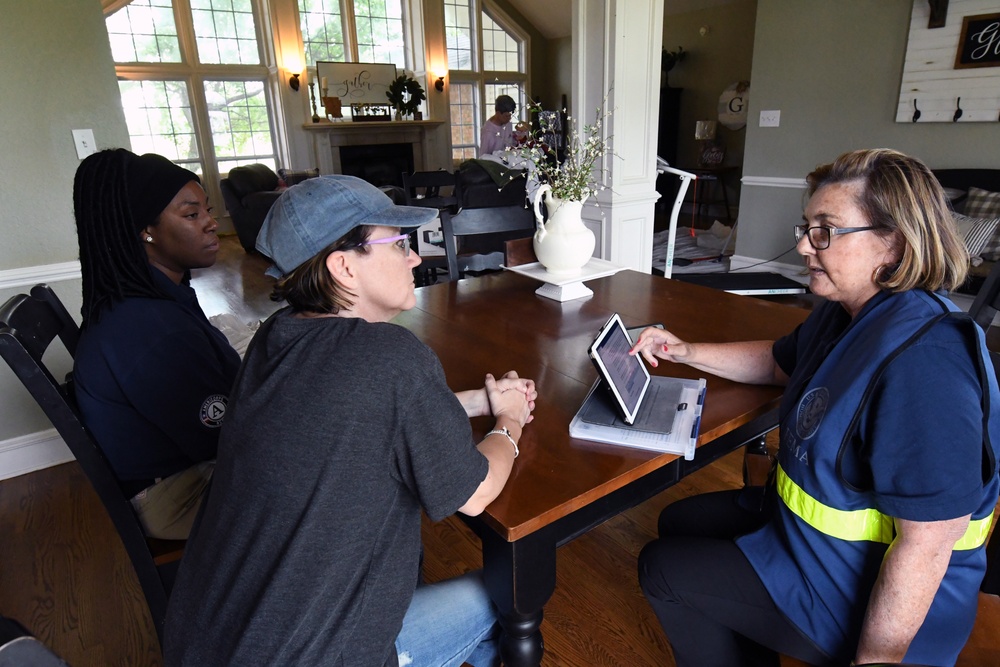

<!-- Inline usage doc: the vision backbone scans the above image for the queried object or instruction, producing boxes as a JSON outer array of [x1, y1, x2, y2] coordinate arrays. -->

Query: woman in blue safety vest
[[631, 148, 999, 667]]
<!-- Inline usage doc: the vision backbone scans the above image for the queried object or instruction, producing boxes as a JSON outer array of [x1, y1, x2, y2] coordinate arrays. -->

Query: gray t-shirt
[[164, 311, 488, 666]]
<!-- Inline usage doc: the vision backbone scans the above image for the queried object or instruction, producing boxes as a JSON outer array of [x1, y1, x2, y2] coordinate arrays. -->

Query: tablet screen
[[589, 314, 651, 424]]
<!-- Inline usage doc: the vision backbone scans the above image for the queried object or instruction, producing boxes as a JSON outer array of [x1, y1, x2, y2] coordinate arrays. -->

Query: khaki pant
[[130, 461, 214, 540]]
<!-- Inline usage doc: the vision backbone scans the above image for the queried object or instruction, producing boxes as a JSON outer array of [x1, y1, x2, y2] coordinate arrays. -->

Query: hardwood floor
[[0, 234, 756, 666]]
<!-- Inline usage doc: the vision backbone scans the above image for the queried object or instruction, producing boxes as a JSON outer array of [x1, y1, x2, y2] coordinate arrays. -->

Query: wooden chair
[[440, 205, 535, 282], [969, 259, 1000, 332], [401, 170, 460, 286], [401, 169, 460, 211], [0, 284, 183, 646]]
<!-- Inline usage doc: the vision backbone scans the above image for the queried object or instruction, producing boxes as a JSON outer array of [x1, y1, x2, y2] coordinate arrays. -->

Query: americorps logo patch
[[200, 394, 228, 428], [795, 387, 828, 440]]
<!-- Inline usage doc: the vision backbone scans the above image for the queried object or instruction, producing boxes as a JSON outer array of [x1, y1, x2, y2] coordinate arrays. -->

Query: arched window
[[443, 0, 528, 162], [300, 1, 407, 70]]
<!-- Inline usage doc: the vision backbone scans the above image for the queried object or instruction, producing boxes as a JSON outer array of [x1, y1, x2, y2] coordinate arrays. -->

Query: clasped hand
[[485, 371, 537, 426]]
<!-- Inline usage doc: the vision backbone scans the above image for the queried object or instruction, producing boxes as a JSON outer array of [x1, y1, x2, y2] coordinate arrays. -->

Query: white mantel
[[303, 120, 446, 175]]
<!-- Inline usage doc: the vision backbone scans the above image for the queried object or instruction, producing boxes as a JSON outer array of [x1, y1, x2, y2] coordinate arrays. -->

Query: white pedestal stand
[[504, 258, 624, 302]]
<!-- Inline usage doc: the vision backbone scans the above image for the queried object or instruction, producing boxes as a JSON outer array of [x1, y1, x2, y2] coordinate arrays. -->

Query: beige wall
[[0, 0, 129, 445], [738, 0, 1000, 265], [662, 0, 757, 172]]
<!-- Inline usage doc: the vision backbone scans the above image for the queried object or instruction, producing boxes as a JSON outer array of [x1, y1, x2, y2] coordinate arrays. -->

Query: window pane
[[482, 11, 520, 74], [193, 0, 260, 64], [444, 0, 473, 71], [203, 80, 275, 163], [300, 0, 346, 66], [484, 82, 524, 124], [118, 80, 200, 165], [105, 0, 181, 63], [449, 82, 478, 162], [352, 0, 405, 68]]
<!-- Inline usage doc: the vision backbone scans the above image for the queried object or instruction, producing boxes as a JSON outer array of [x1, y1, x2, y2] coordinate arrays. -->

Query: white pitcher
[[532, 185, 595, 277]]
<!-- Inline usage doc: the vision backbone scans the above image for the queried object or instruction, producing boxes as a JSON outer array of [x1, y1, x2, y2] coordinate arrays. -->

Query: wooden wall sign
[[954, 12, 1000, 68], [896, 0, 1000, 123]]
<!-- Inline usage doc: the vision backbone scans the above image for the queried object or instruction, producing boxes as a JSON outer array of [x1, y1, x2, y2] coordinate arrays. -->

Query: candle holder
[[308, 82, 320, 123]]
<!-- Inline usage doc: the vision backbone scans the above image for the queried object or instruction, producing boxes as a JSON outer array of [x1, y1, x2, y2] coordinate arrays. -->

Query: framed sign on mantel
[[315, 62, 397, 107]]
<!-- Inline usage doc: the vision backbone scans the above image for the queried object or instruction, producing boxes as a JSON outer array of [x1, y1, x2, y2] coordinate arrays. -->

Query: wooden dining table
[[395, 269, 811, 666]]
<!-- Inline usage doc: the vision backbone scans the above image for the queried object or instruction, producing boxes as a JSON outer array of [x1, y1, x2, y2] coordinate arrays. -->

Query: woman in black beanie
[[73, 148, 240, 540]]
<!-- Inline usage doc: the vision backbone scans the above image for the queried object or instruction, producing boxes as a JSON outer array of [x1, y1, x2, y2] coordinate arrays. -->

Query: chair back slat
[[402, 170, 460, 210], [440, 205, 534, 282]]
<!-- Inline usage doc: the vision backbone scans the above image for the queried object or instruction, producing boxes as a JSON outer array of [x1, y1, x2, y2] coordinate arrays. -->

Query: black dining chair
[[440, 205, 535, 282], [0, 284, 183, 646], [401, 170, 461, 285]]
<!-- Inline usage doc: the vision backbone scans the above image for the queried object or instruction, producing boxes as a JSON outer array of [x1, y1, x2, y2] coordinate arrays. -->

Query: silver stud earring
[[145, 236, 153, 243]]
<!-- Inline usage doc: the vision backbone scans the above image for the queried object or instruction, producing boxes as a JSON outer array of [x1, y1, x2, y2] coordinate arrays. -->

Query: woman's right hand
[[485, 373, 532, 428], [629, 326, 694, 368]]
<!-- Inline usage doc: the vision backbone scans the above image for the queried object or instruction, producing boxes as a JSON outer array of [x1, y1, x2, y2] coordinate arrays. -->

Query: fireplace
[[303, 120, 445, 183], [339, 143, 413, 188]]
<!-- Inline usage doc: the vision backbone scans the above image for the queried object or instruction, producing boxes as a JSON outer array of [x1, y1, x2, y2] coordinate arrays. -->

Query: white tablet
[[588, 313, 651, 425]]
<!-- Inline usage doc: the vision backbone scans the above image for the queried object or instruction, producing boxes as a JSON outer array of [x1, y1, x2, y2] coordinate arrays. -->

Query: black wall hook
[[953, 97, 963, 122], [912, 99, 921, 122]]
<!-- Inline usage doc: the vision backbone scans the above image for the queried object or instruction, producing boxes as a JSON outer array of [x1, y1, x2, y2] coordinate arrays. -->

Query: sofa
[[220, 165, 318, 252], [933, 169, 1000, 296]]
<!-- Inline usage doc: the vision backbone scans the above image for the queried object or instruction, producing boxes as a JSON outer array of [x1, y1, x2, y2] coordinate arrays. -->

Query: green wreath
[[386, 75, 426, 116]]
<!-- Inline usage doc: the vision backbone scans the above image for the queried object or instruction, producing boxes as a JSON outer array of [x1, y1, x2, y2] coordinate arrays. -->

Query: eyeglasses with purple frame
[[359, 233, 411, 256]]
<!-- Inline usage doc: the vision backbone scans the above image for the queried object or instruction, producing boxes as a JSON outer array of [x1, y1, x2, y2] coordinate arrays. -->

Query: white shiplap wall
[[896, 0, 1000, 123]]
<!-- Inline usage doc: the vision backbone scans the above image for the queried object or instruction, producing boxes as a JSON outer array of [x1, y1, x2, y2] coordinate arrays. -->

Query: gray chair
[[440, 205, 535, 281], [0, 284, 182, 646], [0, 616, 69, 666], [969, 259, 1000, 332]]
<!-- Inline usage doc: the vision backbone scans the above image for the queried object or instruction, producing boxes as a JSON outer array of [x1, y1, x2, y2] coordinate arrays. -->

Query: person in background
[[164, 175, 537, 667], [480, 94, 517, 155], [73, 148, 240, 540], [633, 148, 1000, 666]]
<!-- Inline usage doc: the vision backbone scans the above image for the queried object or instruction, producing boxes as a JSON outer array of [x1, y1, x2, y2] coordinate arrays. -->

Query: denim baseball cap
[[256, 174, 438, 277]]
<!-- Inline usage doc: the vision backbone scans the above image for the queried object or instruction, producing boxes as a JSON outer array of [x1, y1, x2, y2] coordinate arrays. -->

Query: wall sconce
[[699, 25, 711, 37], [288, 72, 301, 91], [435, 76, 445, 92]]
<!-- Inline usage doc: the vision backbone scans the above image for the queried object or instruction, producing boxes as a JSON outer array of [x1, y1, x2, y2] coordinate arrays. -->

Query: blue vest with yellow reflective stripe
[[736, 289, 1000, 665]]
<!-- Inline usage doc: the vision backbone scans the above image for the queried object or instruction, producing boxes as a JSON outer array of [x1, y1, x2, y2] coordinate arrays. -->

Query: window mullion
[[171, 0, 199, 66], [341, 0, 359, 62]]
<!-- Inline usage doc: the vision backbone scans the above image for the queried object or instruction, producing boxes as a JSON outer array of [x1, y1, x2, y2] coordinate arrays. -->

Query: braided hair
[[74, 149, 199, 327]]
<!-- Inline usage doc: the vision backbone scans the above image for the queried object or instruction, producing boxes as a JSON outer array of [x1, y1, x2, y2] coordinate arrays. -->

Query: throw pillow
[[955, 213, 1000, 261], [964, 187, 1000, 219]]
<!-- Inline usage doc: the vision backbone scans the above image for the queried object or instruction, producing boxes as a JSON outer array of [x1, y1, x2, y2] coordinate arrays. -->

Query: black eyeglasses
[[794, 224, 875, 250]]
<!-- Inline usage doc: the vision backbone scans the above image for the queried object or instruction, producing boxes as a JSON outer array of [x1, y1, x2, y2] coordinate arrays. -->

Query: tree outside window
[[105, 0, 278, 215]]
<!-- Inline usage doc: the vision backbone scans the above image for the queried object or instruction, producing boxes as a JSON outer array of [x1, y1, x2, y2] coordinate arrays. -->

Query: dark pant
[[638, 489, 832, 667]]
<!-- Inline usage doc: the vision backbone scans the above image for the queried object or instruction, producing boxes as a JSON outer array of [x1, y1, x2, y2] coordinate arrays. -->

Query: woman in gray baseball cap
[[165, 175, 538, 667]]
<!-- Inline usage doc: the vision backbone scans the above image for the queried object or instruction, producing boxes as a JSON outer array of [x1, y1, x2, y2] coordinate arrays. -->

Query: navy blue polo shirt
[[74, 267, 241, 491]]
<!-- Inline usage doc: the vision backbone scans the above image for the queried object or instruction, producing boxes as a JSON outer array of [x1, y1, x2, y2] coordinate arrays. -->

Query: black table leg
[[479, 525, 556, 667]]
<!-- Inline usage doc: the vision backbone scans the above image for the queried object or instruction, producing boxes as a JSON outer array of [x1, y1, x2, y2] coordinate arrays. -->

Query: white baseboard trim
[[741, 175, 808, 189], [0, 429, 74, 482], [0, 261, 81, 291]]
